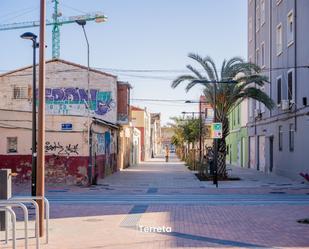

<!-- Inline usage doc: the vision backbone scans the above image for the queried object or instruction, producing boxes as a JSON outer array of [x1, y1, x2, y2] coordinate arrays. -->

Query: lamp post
[[20, 32, 39, 196], [76, 20, 92, 185]]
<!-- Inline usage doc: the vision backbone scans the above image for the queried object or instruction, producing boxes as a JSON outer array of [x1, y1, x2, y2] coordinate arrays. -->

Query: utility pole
[[37, 0, 46, 237]]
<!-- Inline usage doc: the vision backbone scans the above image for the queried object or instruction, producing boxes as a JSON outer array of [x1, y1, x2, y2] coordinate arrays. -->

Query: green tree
[[171, 54, 274, 177]]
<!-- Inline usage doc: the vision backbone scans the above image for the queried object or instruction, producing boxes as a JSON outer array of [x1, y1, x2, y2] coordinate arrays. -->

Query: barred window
[[13, 86, 29, 99], [7, 137, 17, 153]]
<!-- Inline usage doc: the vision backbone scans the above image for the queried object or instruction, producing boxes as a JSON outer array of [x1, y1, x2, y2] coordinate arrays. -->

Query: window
[[276, 24, 283, 55], [256, 3, 260, 32], [249, 98, 253, 117], [287, 11, 294, 46], [287, 70, 294, 102], [13, 86, 29, 99], [277, 77, 282, 105], [278, 126, 283, 151], [261, 0, 266, 26], [7, 137, 17, 153], [249, 17, 253, 42], [289, 124, 294, 151], [256, 48, 260, 66], [276, 0, 283, 5], [261, 42, 265, 67], [237, 105, 240, 125]]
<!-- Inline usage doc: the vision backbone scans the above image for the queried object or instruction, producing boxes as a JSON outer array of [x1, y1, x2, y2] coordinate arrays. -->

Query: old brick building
[[0, 59, 131, 184]]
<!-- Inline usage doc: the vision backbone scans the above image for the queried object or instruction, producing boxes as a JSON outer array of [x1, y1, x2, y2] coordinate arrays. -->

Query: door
[[237, 141, 241, 166], [249, 136, 256, 169], [241, 137, 246, 167], [258, 136, 266, 172], [269, 136, 274, 172]]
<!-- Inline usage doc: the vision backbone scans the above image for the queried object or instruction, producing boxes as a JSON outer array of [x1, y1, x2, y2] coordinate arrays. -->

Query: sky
[[0, 0, 247, 125]]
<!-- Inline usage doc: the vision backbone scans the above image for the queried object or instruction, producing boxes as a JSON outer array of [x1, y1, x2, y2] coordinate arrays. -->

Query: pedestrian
[[165, 145, 169, 162]]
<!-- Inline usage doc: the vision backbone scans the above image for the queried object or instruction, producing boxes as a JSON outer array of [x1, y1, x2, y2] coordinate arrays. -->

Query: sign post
[[212, 122, 222, 139]]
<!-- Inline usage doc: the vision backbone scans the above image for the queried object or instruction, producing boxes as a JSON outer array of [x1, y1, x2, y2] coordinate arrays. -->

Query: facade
[[0, 59, 123, 184], [150, 113, 162, 157], [161, 126, 174, 151], [226, 101, 249, 168], [131, 106, 151, 161], [248, 0, 309, 179]]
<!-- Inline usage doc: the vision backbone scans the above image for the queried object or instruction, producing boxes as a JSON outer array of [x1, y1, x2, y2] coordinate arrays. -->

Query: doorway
[[269, 136, 274, 172]]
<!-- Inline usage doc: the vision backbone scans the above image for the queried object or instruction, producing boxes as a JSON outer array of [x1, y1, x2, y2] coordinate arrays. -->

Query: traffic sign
[[212, 122, 222, 139]]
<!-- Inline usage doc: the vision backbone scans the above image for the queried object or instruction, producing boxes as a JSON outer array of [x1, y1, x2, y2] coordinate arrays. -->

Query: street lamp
[[76, 20, 92, 185], [21, 32, 39, 196]]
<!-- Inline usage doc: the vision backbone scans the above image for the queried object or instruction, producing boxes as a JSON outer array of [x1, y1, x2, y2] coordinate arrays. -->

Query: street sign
[[212, 122, 222, 139], [61, 123, 73, 131]]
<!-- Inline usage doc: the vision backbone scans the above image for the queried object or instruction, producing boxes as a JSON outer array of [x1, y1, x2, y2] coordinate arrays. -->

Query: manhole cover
[[269, 191, 286, 194], [297, 218, 309, 224]]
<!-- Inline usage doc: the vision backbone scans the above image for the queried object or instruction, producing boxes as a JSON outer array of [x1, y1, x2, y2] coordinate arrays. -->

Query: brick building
[[0, 59, 131, 184]]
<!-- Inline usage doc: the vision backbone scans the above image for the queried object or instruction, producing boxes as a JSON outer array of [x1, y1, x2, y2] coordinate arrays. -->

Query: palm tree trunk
[[216, 116, 229, 178]]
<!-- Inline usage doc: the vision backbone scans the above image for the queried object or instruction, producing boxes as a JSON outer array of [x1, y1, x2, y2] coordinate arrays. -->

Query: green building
[[226, 101, 248, 168]]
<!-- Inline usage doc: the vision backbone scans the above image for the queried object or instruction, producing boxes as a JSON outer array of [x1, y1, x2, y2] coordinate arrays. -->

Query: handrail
[[11, 196, 49, 244], [9, 198, 40, 249], [0, 201, 29, 249], [0, 207, 16, 249]]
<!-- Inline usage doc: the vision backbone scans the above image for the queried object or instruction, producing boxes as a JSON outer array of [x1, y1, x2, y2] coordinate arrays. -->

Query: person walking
[[165, 145, 170, 162]]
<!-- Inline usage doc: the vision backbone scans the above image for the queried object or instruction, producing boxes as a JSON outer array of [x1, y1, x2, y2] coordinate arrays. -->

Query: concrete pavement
[[1, 155, 309, 248]]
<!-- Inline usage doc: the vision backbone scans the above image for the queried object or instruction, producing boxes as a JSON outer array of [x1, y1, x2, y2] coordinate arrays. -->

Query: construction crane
[[0, 0, 107, 59]]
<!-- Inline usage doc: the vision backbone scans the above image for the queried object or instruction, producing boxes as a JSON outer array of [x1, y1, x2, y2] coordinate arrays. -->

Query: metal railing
[[0, 207, 16, 249], [0, 201, 29, 249]]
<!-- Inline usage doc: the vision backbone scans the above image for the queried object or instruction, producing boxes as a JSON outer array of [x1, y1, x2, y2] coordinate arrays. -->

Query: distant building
[[248, 0, 309, 179], [161, 126, 174, 151], [131, 106, 151, 161], [150, 113, 162, 157]]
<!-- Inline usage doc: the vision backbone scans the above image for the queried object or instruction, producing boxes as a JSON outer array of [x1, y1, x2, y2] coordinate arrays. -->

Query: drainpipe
[[269, 0, 272, 118], [294, 0, 297, 131]]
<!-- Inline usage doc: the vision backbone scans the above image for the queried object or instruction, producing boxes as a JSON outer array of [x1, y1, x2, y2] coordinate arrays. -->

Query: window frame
[[7, 137, 18, 153], [256, 3, 260, 32], [276, 23, 283, 56], [261, 42, 266, 68], [256, 48, 260, 66], [278, 126, 283, 151], [287, 69, 295, 103], [289, 123, 294, 152], [276, 76, 282, 106], [261, 0, 266, 26], [287, 10, 294, 47]]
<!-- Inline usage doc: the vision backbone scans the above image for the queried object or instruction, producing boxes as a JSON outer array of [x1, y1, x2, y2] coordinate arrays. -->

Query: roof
[[92, 117, 119, 130], [0, 58, 117, 79], [130, 105, 144, 111], [117, 81, 133, 89]]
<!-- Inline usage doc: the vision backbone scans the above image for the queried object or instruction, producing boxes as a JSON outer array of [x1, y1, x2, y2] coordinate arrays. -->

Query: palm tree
[[171, 54, 274, 177]]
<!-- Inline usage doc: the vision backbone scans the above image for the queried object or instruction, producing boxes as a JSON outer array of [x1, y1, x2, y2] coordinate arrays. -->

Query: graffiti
[[45, 141, 79, 156], [96, 133, 105, 154], [43, 88, 115, 116]]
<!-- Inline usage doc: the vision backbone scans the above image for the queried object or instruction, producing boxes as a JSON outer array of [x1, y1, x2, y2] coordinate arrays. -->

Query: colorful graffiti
[[43, 88, 115, 116], [45, 141, 79, 156]]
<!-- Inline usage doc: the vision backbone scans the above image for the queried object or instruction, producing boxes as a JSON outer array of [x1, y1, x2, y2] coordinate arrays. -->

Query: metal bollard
[[0, 201, 29, 249], [0, 207, 16, 249]]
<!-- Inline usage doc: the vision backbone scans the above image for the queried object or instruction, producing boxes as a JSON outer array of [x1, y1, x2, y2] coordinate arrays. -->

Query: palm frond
[[188, 53, 216, 81], [171, 75, 196, 88], [186, 64, 204, 79]]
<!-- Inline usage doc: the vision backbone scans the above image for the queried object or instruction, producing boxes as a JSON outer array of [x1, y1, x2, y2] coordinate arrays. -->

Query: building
[[226, 100, 249, 168], [0, 59, 128, 184], [131, 106, 151, 161], [248, 0, 309, 179], [161, 126, 174, 151], [150, 113, 162, 157]]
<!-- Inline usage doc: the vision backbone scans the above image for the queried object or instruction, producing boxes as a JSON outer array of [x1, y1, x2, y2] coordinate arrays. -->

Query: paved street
[[2, 156, 309, 248]]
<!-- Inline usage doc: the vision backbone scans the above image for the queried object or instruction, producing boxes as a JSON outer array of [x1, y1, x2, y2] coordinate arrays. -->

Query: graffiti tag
[[45, 141, 79, 156]]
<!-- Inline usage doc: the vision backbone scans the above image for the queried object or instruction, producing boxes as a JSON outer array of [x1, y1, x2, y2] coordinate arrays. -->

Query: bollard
[[0, 169, 12, 231]]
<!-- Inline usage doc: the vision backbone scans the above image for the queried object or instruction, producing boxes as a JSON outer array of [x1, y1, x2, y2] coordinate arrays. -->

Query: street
[[3, 155, 309, 249]]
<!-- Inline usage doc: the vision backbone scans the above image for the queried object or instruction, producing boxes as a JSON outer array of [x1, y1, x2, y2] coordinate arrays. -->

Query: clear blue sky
[[0, 0, 247, 125]]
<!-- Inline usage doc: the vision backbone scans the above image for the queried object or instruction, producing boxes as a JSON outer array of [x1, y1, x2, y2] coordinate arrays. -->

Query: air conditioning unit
[[281, 99, 290, 111], [254, 108, 262, 118]]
